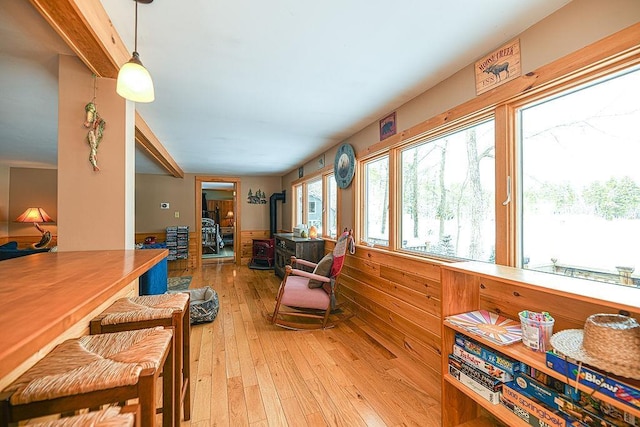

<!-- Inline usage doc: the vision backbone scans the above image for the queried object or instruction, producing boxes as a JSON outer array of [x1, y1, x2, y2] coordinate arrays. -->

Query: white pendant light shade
[[117, 52, 155, 103]]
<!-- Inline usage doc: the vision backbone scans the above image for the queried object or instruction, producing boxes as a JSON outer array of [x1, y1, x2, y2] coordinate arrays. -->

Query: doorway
[[195, 176, 241, 267]]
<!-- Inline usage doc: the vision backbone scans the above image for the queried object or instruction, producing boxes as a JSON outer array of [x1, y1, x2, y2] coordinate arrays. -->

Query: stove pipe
[[269, 190, 286, 237]]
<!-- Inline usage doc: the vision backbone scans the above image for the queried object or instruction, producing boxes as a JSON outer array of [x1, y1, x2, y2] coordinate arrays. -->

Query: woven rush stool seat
[[28, 405, 136, 427], [90, 293, 190, 424], [0, 327, 173, 427]]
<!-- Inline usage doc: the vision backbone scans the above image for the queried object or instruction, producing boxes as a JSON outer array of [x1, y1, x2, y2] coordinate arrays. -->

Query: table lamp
[[225, 211, 234, 226], [15, 207, 54, 248]]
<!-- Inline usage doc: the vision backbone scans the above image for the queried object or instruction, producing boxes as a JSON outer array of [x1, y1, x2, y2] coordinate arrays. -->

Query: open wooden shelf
[[443, 321, 640, 419], [444, 374, 527, 426], [439, 262, 640, 427], [457, 415, 505, 427]]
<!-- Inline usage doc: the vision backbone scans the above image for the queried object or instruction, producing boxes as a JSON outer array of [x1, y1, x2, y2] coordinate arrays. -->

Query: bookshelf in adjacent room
[[166, 225, 189, 261]]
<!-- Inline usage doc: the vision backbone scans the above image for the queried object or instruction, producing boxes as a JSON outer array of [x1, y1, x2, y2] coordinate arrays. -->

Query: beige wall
[[135, 173, 282, 234], [8, 167, 57, 237], [241, 176, 284, 231], [280, 0, 640, 232], [1, 169, 281, 238], [136, 173, 196, 233]]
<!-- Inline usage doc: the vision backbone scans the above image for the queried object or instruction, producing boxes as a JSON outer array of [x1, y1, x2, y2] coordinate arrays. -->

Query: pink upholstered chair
[[271, 231, 351, 329]]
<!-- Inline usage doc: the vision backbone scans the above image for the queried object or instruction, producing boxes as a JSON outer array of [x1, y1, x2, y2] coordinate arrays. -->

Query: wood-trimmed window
[[360, 154, 390, 248], [353, 25, 640, 289], [292, 170, 338, 239]]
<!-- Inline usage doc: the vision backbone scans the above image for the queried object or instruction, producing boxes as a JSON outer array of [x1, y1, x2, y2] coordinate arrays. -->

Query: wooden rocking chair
[[271, 231, 351, 329]]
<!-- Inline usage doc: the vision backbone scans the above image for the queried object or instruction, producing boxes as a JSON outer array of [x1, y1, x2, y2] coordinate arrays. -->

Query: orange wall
[[57, 55, 134, 251]]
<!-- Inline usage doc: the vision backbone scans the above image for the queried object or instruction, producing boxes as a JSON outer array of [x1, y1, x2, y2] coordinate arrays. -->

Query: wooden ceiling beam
[[28, 0, 183, 178], [135, 112, 184, 178]]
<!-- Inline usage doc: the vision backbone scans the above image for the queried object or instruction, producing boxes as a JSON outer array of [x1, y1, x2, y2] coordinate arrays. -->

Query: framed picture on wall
[[379, 112, 397, 141]]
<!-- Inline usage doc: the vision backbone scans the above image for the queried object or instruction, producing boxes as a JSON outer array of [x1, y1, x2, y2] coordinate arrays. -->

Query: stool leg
[[172, 313, 182, 427], [138, 370, 157, 427], [1, 391, 11, 427], [182, 306, 191, 420], [163, 334, 175, 427]]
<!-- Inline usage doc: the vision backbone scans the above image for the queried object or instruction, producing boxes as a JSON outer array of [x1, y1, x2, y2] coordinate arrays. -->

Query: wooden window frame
[[291, 166, 337, 239], [351, 24, 640, 266]]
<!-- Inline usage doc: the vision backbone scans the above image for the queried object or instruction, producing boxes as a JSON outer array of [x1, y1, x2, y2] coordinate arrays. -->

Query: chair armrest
[[290, 256, 318, 269], [284, 265, 330, 283]]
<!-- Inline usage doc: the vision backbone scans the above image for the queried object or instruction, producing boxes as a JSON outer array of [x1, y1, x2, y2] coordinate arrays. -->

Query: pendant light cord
[[134, 0, 138, 53]]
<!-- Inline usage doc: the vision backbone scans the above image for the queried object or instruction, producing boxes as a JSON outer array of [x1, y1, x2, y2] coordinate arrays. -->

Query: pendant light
[[116, 0, 155, 103]]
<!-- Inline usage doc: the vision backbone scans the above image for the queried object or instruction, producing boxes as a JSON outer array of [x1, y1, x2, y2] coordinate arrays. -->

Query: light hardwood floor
[[172, 262, 442, 426]]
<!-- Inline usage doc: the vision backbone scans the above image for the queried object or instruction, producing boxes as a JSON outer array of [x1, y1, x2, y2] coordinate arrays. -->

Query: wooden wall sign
[[475, 39, 521, 95], [379, 111, 397, 141]]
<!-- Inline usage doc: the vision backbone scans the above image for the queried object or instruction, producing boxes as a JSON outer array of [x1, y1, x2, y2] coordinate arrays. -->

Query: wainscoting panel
[[335, 243, 447, 400]]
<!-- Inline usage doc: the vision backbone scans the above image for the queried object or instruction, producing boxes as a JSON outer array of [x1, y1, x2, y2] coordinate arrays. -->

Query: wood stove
[[250, 238, 275, 268]]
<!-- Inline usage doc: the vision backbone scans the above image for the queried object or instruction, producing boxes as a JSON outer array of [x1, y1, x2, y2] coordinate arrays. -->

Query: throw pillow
[[308, 253, 333, 288]]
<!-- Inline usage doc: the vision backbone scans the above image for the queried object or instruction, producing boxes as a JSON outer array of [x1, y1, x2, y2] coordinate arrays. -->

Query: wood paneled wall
[[332, 241, 448, 399]]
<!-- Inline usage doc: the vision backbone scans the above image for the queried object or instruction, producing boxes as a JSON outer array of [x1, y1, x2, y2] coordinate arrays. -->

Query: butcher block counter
[[0, 249, 167, 389]]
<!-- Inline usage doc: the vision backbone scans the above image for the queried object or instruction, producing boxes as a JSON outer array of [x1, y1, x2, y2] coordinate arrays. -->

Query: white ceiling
[[0, 0, 571, 176]]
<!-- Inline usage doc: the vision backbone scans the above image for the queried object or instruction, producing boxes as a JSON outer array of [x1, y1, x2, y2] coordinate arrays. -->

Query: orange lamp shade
[[308, 225, 318, 239], [15, 207, 53, 224]]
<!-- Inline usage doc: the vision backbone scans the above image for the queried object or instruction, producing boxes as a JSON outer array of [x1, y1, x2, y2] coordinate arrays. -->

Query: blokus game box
[[545, 351, 640, 411]]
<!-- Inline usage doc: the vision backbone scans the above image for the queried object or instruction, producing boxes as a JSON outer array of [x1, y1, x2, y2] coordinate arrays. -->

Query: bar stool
[[89, 293, 191, 424], [28, 405, 137, 426], [0, 327, 173, 427]]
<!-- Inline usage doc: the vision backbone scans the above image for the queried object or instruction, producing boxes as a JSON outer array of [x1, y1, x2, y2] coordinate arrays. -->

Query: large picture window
[[326, 173, 337, 238], [362, 155, 389, 246], [400, 120, 495, 261], [307, 178, 322, 234], [293, 172, 336, 239], [519, 67, 640, 287], [294, 184, 303, 227]]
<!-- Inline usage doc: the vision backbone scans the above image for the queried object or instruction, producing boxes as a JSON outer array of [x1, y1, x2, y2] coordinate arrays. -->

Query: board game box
[[452, 344, 514, 382], [455, 332, 524, 374], [449, 354, 503, 391], [448, 363, 501, 404], [545, 351, 640, 411]]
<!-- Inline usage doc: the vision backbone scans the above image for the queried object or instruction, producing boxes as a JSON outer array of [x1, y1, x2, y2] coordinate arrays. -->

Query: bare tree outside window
[[363, 156, 389, 246], [400, 120, 495, 261]]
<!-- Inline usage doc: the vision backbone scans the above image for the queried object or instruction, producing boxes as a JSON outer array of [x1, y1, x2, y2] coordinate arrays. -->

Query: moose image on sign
[[483, 62, 509, 81]]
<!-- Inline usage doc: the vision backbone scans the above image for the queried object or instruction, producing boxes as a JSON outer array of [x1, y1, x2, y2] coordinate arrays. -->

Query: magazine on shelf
[[445, 309, 522, 345]]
